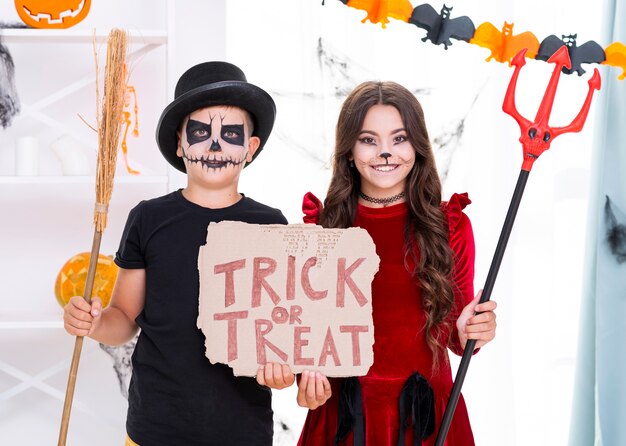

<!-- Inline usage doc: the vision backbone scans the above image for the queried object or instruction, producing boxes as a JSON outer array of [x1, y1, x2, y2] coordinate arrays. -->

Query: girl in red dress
[[297, 81, 497, 446]]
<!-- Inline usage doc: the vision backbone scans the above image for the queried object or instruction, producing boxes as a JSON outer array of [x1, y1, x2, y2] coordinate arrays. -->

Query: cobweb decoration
[[99, 336, 138, 399], [0, 22, 28, 29], [316, 37, 371, 98], [605, 195, 626, 264], [271, 36, 480, 182], [316, 37, 431, 98], [432, 118, 466, 181], [270, 38, 435, 167], [268, 38, 372, 166], [273, 418, 297, 445], [0, 35, 20, 129], [431, 84, 485, 182]]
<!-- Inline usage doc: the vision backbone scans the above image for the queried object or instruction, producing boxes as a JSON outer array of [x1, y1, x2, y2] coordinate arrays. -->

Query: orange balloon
[[54, 252, 119, 308], [15, 0, 91, 29]]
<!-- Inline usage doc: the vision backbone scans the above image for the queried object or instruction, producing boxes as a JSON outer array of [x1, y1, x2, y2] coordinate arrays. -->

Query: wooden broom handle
[[58, 229, 103, 446]]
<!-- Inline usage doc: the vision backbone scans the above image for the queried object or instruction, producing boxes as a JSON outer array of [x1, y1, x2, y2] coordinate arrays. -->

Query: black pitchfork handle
[[435, 169, 529, 445]]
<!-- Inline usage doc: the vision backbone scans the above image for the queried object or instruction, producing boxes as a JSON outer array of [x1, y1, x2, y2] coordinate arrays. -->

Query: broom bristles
[[94, 28, 128, 232]]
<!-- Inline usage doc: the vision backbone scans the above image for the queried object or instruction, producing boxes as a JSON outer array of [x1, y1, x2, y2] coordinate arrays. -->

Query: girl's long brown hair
[[319, 81, 455, 370]]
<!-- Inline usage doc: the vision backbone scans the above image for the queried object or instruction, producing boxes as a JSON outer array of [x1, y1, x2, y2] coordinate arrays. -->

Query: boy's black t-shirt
[[115, 190, 288, 446]]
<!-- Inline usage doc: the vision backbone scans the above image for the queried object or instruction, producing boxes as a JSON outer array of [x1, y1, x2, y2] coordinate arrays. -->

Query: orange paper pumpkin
[[15, 0, 91, 29], [54, 252, 119, 308]]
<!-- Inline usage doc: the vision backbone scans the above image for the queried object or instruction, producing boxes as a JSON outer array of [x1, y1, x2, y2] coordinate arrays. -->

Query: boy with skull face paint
[[62, 62, 330, 446]]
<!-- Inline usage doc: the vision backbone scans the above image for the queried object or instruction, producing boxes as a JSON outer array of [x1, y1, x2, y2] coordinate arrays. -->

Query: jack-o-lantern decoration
[[15, 0, 91, 29], [54, 252, 119, 308]]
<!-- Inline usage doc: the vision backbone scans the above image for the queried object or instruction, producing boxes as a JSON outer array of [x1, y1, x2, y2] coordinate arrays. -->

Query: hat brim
[[156, 80, 276, 172]]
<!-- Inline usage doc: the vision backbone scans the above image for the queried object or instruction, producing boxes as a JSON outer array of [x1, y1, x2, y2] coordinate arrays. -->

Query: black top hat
[[156, 61, 276, 172]]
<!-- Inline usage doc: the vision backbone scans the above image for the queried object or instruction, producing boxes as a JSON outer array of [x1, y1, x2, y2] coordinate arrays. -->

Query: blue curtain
[[569, 1, 626, 445]]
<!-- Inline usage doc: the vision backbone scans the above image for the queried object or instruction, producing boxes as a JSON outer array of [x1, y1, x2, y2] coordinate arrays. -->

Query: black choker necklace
[[359, 191, 405, 206]]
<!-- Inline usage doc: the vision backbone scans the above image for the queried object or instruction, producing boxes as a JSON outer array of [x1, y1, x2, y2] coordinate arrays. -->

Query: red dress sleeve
[[302, 192, 323, 224], [442, 193, 476, 356]]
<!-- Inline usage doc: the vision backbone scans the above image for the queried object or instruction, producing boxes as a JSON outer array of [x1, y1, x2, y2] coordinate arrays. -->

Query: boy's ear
[[176, 132, 182, 157], [246, 136, 261, 162]]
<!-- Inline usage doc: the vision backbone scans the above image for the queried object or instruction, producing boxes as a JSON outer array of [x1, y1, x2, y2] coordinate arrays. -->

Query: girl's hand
[[296, 370, 332, 410], [456, 290, 497, 350]]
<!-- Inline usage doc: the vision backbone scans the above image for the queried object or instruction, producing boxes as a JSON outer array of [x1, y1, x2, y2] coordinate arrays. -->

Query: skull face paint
[[179, 106, 250, 172], [186, 119, 212, 145]]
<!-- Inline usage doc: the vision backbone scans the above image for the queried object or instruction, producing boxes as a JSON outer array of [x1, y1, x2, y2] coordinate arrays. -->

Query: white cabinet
[[0, 2, 235, 443], [0, 27, 170, 321], [0, 17, 171, 446]]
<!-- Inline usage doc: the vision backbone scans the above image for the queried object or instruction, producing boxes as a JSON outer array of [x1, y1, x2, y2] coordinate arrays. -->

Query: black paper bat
[[409, 4, 475, 50], [536, 34, 606, 75]]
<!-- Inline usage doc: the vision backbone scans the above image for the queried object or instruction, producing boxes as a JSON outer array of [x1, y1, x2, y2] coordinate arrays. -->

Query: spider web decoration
[[0, 22, 28, 29], [273, 418, 297, 446], [99, 336, 138, 399], [270, 36, 480, 184], [430, 84, 485, 182], [605, 196, 626, 264], [316, 37, 372, 98], [0, 35, 20, 129], [316, 37, 432, 99], [268, 37, 373, 167], [432, 117, 467, 181]]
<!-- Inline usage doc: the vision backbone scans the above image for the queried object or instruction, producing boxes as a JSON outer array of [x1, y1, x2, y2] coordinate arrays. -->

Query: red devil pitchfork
[[435, 46, 601, 445]]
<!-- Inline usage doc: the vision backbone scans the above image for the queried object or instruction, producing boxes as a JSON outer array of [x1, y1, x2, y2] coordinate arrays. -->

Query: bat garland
[[327, 0, 626, 80]]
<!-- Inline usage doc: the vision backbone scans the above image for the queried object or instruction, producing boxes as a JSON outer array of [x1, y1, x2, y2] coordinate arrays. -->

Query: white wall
[[230, 1, 604, 445], [0, 1, 605, 445]]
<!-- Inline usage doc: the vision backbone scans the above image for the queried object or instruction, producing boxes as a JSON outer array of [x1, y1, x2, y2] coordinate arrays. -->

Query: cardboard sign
[[197, 222, 380, 377]]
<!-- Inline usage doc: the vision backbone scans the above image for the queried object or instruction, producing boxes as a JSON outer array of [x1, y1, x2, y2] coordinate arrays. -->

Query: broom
[[58, 28, 128, 446]]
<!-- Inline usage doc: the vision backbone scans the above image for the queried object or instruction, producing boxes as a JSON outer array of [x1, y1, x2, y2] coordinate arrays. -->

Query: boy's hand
[[256, 363, 295, 390], [296, 370, 332, 410], [63, 295, 103, 337]]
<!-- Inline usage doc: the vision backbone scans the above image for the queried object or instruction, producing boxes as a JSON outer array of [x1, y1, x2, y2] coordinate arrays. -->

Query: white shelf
[[0, 311, 64, 329], [1, 28, 168, 45], [0, 175, 169, 184]]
